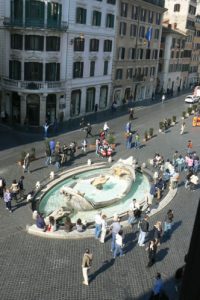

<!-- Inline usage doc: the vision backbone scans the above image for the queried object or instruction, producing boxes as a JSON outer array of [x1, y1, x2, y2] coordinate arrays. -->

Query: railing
[[2, 78, 65, 91], [143, 0, 165, 8], [3, 17, 68, 31]]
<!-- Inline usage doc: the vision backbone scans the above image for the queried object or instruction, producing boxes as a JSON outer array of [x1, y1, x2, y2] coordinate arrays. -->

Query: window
[[90, 61, 95, 76], [171, 51, 174, 58], [90, 39, 99, 51], [139, 26, 145, 38], [11, 0, 23, 23], [121, 2, 128, 17], [174, 4, 180, 12], [140, 9, 146, 22], [9, 60, 21, 80], [11, 34, 23, 50], [189, 5, 196, 15], [92, 10, 101, 26], [25, 35, 44, 51], [115, 69, 123, 80], [138, 49, 143, 59], [129, 48, 136, 59], [155, 13, 161, 25], [131, 5, 138, 20], [126, 68, 133, 79], [152, 49, 158, 59], [148, 11, 154, 23], [106, 14, 114, 28], [146, 49, 151, 59], [46, 36, 60, 51], [86, 88, 95, 112], [25, 0, 45, 26], [130, 24, 137, 37], [107, 0, 116, 4], [47, 2, 62, 27], [119, 22, 127, 35], [104, 40, 112, 52], [104, 61, 109, 75], [150, 67, 155, 76], [24, 62, 43, 81], [118, 47, 125, 59], [73, 62, 84, 78], [46, 63, 60, 81], [74, 37, 85, 51], [154, 29, 160, 40], [99, 85, 108, 109], [71, 90, 81, 116], [143, 67, 148, 76], [76, 7, 87, 24]]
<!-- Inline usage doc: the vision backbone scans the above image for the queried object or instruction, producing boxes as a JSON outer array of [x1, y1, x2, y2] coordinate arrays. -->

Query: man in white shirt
[[94, 211, 102, 239], [113, 230, 125, 259], [129, 199, 140, 211]]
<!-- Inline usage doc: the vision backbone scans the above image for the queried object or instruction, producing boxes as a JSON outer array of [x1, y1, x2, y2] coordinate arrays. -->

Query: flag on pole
[[145, 27, 152, 48]]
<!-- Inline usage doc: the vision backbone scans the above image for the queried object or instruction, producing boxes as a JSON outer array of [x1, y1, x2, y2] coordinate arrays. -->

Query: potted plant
[[107, 133, 116, 149], [192, 104, 197, 113], [167, 118, 171, 127], [30, 147, 36, 161], [172, 116, 176, 125], [159, 121, 164, 133], [143, 130, 148, 141], [182, 111, 186, 119], [149, 128, 154, 138], [18, 151, 26, 166]]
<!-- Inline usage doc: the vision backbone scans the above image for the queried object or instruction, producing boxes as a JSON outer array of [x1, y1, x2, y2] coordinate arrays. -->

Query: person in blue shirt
[[36, 213, 46, 230]]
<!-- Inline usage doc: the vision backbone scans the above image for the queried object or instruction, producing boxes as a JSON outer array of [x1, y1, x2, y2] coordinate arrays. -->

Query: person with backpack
[[138, 215, 149, 246]]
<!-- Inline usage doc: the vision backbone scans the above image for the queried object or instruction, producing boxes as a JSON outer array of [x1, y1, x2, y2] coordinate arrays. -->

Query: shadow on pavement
[[89, 258, 115, 283]]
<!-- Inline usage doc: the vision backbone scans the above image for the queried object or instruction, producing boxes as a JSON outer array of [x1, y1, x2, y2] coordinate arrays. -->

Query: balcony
[[3, 17, 68, 31], [143, 0, 165, 8], [2, 78, 66, 93], [133, 75, 145, 83]]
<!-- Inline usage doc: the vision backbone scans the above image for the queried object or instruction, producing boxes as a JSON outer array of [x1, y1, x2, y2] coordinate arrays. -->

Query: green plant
[[107, 133, 115, 144], [187, 107, 192, 115], [149, 128, 154, 137], [159, 121, 164, 130], [20, 151, 26, 161], [172, 116, 176, 123], [167, 118, 171, 127], [30, 147, 36, 160], [192, 104, 197, 112], [144, 130, 148, 140], [182, 111, 186, 118]]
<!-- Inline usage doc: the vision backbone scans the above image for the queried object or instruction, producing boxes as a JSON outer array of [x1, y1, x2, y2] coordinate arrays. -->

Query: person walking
[[3, 188, 12, 213], [153, 221, 162, 246], [100, 215, 107, 243], [135, 132, 141, 149], [0, 176, 6, 199], [94, 211, 102, 239], [43, 122, 51, 139], [86, 123, 93, 138], [45, 145, 52, 166], [138, 215, 149, 246], [23, 153, 30, 173], [180, 122, 185, 135], [113, 230, 125, 259], [82, 249, 93, 286], [18, 176, 25, 199], [187, 140, 193, 154], [164, 209, 174, 237], [110, 215, 121, 252], [146, 239, 157, 267], [161, 94, 165, 104]]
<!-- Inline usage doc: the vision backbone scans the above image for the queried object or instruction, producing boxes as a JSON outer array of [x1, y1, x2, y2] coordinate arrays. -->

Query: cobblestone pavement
[[0, 94, 199, 300]]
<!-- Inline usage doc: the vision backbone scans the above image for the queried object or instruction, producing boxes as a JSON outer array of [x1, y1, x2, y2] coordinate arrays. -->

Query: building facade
[[163, 0, 198, 88], [158, 25, 187, 94], [0, 0, 116, 126], [112, 0, 165, 105]]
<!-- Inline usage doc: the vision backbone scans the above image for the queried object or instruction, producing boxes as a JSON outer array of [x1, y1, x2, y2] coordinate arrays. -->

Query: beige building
[[112, 0, 166, 104], [164, 0, 197, 88], [192, 14, 200, 84], [158, 25, 187, 94]]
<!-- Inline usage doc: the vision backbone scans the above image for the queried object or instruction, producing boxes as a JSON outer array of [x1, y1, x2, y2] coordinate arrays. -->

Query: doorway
[[26, 94, 40, 126]]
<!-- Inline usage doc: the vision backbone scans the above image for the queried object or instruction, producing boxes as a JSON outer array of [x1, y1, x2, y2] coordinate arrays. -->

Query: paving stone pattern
[[0, 94, 199, 300]]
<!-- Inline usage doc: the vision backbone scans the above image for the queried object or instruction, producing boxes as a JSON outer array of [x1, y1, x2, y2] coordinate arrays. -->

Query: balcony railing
[[143, 0, 165, 8], [3, 17, 68, 31], [2, 78, 66, 92]]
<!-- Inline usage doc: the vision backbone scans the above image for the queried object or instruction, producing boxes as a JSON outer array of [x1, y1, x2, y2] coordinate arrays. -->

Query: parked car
[[184, 95, 199, 103]]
